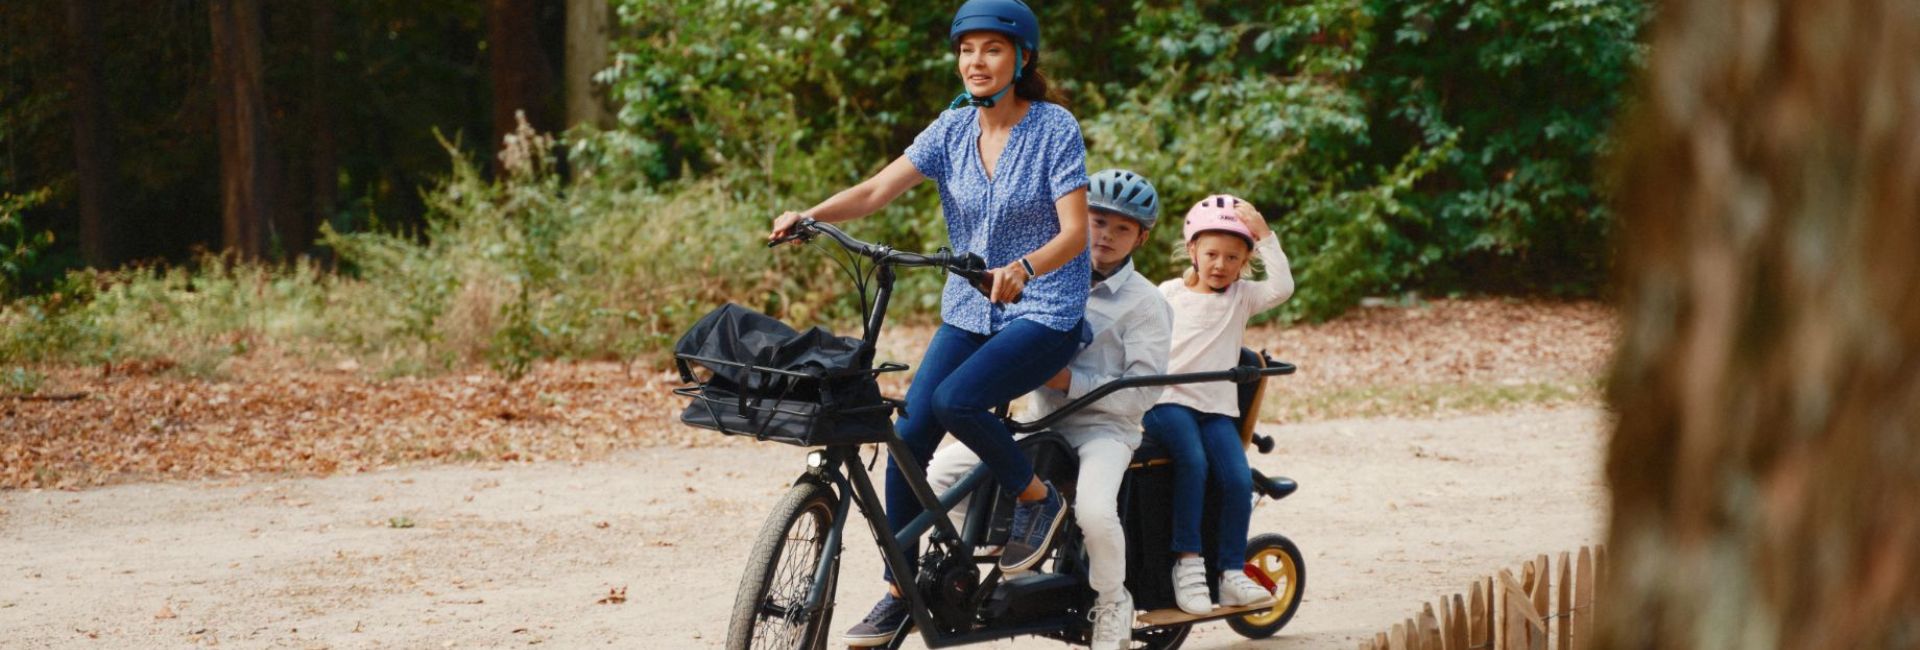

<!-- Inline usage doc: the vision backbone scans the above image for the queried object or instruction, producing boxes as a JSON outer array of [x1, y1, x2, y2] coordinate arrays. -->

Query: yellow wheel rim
[[1240, 546, 1299, 627]]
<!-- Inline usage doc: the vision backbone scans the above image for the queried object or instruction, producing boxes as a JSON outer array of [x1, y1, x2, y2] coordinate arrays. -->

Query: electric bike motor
[[916, 544, 980, 632]]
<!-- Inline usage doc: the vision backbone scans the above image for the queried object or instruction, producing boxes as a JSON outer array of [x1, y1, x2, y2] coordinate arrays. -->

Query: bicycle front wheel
[[725, 479, 842, 650]]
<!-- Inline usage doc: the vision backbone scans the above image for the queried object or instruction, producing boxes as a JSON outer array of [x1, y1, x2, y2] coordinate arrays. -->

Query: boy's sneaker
[[843, 592, 910, 647], [1088, 590, 1135, 650], [1172, 557, 1212, 615], [998, 481, 1068, 574], [1218, 570, 1276, 608]]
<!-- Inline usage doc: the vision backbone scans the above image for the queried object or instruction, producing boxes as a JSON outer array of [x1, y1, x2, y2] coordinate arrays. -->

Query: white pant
[[924, 435, 1135, 599]]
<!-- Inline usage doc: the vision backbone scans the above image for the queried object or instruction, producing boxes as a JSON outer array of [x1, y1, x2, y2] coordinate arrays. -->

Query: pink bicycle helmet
[[1182, 194, 1255, 245]]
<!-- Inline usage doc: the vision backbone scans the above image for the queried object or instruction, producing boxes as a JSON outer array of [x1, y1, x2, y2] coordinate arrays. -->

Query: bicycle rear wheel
[[725, 479, 841, 650], [1228, 533, 1305, 639]]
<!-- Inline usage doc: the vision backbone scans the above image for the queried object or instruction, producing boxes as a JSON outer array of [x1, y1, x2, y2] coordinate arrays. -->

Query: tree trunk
[[1602, 0, 1920, 648], [563, 0, 611, 130], [305, 0, 335, 254], [208, 0, 273, 259], [65, 0, 116, 267], [488, 0, 556, 174]]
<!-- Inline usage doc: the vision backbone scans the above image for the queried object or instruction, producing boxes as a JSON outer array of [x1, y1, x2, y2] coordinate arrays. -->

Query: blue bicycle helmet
[[1088, 168, 1160, 229], [949, 0, 1039, 54], [946, 0, 1041, 110]]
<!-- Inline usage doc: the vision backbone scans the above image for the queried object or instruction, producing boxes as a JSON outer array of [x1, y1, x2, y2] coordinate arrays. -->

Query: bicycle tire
[[1227, 533, 1305, 639], [725, 480, 841, 650]]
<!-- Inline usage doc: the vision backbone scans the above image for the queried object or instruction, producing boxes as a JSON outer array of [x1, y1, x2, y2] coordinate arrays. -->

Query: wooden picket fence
[[1360, 546, 1609, 650]]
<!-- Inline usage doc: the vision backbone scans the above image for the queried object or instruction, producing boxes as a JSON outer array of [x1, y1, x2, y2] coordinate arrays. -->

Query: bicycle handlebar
[[771, 218, 1013, 302]]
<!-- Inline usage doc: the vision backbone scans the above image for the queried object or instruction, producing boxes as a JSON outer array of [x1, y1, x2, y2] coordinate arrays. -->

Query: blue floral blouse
[[905, 101, 1091, 335]]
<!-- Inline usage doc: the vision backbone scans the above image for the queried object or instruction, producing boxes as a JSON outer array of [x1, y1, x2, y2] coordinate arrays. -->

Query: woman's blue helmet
[[949, 0, 1040, 54], [945, 0, 1041, 110], [1088, 168, 1160, 229]]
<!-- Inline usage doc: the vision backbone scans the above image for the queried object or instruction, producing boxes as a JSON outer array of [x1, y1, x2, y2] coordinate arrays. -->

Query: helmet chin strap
[[948, 48, 1023, 110]]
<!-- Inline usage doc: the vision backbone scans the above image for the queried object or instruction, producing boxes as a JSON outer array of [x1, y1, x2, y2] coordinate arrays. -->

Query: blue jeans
[[883, 320, 1082, 582], [1143, 403, 1253, 572]]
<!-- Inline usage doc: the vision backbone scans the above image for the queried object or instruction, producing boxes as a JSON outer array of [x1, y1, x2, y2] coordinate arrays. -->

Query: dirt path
[[1, 407, 1608, 649]]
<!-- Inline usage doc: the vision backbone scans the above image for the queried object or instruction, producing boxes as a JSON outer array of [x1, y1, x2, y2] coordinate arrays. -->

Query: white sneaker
[[1088, 590, 1134, 650], [1172, 557, 1211, 615], [1218, 570, 1276, 608]]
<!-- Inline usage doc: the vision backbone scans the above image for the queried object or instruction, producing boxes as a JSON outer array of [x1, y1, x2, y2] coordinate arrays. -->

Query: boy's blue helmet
[[949, 0, 1040, 54], [1089, 168, 1160, 229]]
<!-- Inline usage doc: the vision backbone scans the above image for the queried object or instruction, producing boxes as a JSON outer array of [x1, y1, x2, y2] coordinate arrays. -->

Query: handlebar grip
[[767, 217, 818, 248], [962, 275, 1022, 304], [1253, 434, 1275, 454]]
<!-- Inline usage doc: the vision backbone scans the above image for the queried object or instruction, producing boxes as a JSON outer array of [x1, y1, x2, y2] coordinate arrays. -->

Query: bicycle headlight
[[806, 450, 826, 469]]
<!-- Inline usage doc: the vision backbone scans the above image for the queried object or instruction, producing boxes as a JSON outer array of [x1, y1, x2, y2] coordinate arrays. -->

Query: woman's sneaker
[[1218, 570, 1276, 609], [999, 481, 1067, 574], [843, 592, 910, 647], [1088, 589, 1135, 650], [1172, 557, 1212, 615]]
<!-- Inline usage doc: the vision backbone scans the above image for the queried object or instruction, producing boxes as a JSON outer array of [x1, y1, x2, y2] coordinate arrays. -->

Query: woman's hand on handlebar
[[988, 263, 1027, 304], [769, 211, 809, 244]]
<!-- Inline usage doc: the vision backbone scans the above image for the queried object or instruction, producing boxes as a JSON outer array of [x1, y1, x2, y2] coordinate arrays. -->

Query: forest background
[[0, 0, 1646, 380]]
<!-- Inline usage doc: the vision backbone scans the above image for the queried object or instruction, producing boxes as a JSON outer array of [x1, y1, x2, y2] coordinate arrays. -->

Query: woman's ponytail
[[1014, 51, 1065, 106]]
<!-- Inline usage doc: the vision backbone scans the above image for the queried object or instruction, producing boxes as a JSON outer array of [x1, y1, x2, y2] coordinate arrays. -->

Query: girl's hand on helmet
[[1234, 202, 1272, 241], [770, 211, 808, 243], [988, 264, 1027, 304]]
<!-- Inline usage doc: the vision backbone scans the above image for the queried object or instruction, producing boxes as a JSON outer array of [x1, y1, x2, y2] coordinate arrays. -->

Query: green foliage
[[604, 0, 1647, 322], [1360, 0, 1646, 296], [1, 188, 54, 298], [1, 0, 1647, 373]]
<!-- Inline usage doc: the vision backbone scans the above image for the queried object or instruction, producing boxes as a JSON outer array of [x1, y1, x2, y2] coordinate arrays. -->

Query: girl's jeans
[[883, 320, 1081, 582], [1142, 403, 1254, 572]]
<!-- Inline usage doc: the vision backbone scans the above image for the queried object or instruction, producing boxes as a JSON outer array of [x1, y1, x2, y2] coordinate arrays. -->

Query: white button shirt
[[1023, 259, 1174, 449]]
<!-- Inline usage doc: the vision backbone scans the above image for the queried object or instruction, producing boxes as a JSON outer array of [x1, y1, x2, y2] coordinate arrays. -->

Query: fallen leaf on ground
[[596, 586, 627, 605]]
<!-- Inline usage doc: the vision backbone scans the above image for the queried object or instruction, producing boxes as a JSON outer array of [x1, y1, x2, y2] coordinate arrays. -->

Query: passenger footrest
[[1135, 600, 1280, 627]]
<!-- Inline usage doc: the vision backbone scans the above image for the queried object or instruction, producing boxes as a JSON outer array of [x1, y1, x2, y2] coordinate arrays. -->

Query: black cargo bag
[[672, 303, 899, 446]]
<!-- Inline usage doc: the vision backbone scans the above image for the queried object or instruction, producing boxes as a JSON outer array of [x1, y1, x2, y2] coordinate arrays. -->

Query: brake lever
[[953, 254, 1021, 304], [767, 217, 819, 248]]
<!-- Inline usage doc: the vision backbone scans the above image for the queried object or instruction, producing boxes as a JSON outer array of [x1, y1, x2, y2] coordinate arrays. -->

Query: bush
[[605, 0, 1648, 321], [2, 1, 1647, 373], [1, 188, 54, 300]]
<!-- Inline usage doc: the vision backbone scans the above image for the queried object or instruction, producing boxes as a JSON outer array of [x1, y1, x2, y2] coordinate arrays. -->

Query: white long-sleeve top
[[1023, 259, 1173, 449], [1156, 235, 1294, 417]]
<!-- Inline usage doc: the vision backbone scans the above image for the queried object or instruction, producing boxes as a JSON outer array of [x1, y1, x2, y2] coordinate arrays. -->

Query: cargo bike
[[673, 219, 1305, 649]]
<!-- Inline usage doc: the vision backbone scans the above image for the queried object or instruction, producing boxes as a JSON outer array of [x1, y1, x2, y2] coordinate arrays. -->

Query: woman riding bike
[[765, 0, 1092, 645]]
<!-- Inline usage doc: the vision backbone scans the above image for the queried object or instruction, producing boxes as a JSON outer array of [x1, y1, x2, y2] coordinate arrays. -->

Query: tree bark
[[488, 0, 556, 174], [208, 0, 274, 259], [563, 0, 611, 130], [1602, 0, 1920, 648], [305, 0, 336, 254], [65, 0, 116, 267]]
